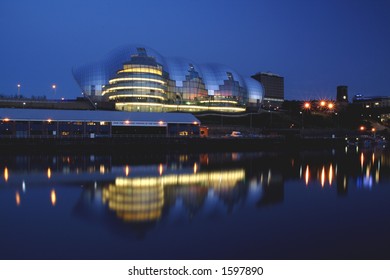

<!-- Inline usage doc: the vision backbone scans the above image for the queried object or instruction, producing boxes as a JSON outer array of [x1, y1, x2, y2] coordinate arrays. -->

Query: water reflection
[[1, 148, 389, 227], [101, 169, 245, 222], [51, 189, 56, 206], [15, 191, 21, 206], [4, 167, 8, 182]]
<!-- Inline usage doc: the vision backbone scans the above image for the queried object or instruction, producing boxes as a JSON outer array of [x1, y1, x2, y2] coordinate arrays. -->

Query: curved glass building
[[73, 45, 263, 112]]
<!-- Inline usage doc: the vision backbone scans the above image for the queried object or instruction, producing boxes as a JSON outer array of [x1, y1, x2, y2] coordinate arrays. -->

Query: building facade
[[0, 108, 201, 138], [251, 72, 284, 109], [352, 95, 390, 109], [73, 45, 263, 113]]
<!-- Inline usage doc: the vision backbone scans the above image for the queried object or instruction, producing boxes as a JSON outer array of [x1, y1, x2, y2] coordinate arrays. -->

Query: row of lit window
[[102, 86, 166, 95], [109, 77, 166, 85]]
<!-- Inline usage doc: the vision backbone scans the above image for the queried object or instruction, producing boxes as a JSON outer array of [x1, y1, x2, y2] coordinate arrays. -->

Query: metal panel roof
[[0, 108, 200, 124]]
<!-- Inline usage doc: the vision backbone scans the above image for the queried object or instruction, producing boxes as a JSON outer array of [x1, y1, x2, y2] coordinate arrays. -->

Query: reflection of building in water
[[337, 176, 348, 196], [102, 169, 245, 222], [257, 170, 284, 206], [103, 183, 164, 222]]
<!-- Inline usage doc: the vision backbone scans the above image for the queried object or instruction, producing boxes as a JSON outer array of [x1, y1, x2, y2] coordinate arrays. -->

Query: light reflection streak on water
[[125, 165, 130, 177], [305, 165, 309, 186], [4, 167, 9, 182], [159, 164, 163, 176], [51, 189, 56, 206], [321, 166, 325, 188], [193, 162, 198, 174], [329, 164, 333, 186], [47, 168, 51, 179], [15, 191, 21, 206]]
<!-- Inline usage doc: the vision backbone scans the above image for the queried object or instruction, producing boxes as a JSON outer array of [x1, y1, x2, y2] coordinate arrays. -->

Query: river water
[[1, 146, 389, 259]]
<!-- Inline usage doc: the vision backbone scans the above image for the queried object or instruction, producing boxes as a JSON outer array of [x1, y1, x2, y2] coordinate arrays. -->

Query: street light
[[371, 128, 376, 137], [303, 102, 311, 109], [52, 84, 56, 96], [17, 84, 21, 97]]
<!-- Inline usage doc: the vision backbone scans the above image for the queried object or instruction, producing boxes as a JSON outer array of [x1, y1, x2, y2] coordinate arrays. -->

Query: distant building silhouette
[[352, 94, 390, 108], [251, 72, 284, 109], [336, 85, 348, 102]]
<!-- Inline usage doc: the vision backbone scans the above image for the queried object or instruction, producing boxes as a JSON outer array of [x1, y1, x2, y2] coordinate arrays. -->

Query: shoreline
[[0, 135, 349, 154]]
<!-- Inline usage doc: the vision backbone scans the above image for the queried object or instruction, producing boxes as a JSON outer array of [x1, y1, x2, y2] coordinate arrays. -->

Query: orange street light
[[360, 126, 365, 131], [320, 100, 326, 107], [304, 102, 311, 109], [328, 103, 334, 109]]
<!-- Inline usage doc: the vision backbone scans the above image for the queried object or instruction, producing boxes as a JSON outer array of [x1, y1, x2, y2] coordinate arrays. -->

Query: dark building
[[336, 85, 348, 102], [352, 94, 390, 108], [251, 72, 284, 109]]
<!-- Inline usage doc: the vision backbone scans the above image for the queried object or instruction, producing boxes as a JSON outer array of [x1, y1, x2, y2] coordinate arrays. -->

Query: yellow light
[[114, 102, 246, 113], [16, 191, 21, 206], [47, 167, 51, 179], [158, 164, 163, 176], [124, 120, 130, 124], [328, 103, 334, 109], [193, 121, 198, 125], [360, 153, 364, 169], [329, 164, 333, 186], [117, 68, 162, 75], [371, 128, 376, 132], [320, 101, 326, 107], [3, 118, 10, 122], [4, 167, 9, 182], [304, 102, 311, 109], [366, 165, 371, 178], [109, 77, 165, 85], [51, 189, 56, 206], [100, 165, 105, 174], [158, 121, 164, 126], [305, 165, 310, 186], [102, 86, 165, 95], [199, 100, 238, 104], [360, 126, 365, 131], [193, 162, 198, 174], [47, 118, 52, 123], [114, 169, 245, 188], [321, 166, 325, 188], [125, 165, 130, 177], [108, 94, 166, 101]]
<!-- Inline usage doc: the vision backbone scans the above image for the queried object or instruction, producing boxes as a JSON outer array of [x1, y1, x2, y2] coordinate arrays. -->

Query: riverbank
[[0, 135, 348, 154]]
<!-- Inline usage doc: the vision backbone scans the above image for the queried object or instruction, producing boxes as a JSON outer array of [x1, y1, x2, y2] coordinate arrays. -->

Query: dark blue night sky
[[1, 0, 389, 101]]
